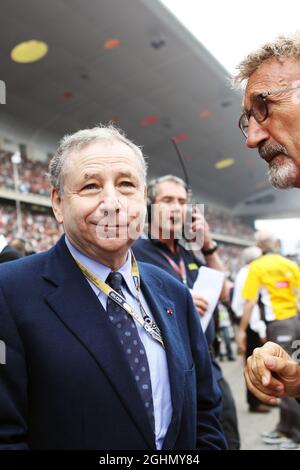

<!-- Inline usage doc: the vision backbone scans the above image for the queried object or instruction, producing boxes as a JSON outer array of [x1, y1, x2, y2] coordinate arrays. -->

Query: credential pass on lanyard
[[73, 252, 165, 348]]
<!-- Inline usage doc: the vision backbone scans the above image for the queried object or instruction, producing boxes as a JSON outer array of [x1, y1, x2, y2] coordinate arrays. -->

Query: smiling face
[[243, 58, 300, 188], [51, 140, 147, 268]]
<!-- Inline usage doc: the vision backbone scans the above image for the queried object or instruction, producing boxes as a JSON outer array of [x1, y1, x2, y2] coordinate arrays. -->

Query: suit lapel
[[42, 237, 155, 449], [139, 265, 186, 449]]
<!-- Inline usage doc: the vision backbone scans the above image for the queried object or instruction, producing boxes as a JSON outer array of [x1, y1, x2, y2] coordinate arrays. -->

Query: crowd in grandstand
[[218, 243, 244, 278], [0, 149, 50, 196], [0, 205, 62, 252], [204, 206, 254, 240]]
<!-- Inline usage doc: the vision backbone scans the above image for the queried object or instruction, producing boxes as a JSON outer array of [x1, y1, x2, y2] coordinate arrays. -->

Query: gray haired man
[[234, 32, 300, 190], [234, 33, 300, 442], [0, 124, 226, 450]]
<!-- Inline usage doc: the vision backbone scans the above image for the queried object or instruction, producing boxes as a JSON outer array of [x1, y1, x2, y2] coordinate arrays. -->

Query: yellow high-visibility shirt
[[242, 253, 300, 321]]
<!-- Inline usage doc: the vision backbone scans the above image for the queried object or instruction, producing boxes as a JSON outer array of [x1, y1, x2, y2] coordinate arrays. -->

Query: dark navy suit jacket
[[0, 236, 226, 450]]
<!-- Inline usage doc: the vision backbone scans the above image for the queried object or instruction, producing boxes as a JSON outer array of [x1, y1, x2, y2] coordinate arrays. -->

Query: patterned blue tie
[[106, 271, 155, 432]]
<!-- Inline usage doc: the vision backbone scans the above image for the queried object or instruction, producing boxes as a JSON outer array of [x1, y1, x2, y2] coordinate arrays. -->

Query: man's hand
[[202, 218, 213, 251], [189, 211, 212, 249], [244, 341, 300, 405], [187, 209, 212, 248], [191, 293, 208, 317]]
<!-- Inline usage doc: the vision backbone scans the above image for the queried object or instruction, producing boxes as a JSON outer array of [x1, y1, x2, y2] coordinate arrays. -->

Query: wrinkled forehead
[[243, 58, 300, 108], [155, 180, 188, 199], [67, 140, 144, 178], [68, 140, 136, 164], [60, 140, 145, 191]]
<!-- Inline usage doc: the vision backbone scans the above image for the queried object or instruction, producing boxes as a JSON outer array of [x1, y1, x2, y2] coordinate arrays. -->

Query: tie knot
[[106, 271, 123, 291]]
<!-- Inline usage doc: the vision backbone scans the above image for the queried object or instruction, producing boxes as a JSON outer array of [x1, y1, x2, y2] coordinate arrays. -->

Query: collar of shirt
[[64, 235, 138, 300], [0, 234, 8, 254]]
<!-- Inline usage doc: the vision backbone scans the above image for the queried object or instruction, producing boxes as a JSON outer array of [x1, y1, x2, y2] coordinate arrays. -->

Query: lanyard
[[159, 249, 187, 285], [74, 252, 164, 348]]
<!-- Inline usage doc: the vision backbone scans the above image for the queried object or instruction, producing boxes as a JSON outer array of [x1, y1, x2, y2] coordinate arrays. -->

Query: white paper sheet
[[190, 266, 225, 332]]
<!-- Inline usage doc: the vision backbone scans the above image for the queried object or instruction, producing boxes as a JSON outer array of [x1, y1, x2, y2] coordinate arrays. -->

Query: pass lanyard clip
[[74, 252, 165, 348]]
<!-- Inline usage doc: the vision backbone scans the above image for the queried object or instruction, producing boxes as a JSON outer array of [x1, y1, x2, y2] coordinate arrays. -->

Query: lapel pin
[[166, 308, 174, 315]]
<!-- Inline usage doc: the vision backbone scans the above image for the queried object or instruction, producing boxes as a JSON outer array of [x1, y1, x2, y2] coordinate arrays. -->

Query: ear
[[51, 187, 64, 224], [144, 185, 147, 201]]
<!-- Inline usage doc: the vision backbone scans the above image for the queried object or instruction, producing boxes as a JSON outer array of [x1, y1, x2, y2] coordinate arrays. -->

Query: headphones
[[146, 175, 191, 226]]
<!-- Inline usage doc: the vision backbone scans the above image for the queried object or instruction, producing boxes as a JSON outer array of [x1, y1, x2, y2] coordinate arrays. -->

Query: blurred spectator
[[10, 238, 27, 257], [218, 302, 235, 362], [218, 243, 244, 278], [231, 246, 269, 413], [0, 233, 21, 263]]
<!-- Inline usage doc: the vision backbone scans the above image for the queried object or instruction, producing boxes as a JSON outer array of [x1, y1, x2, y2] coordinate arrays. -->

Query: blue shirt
[[65, 236, 172, 449]]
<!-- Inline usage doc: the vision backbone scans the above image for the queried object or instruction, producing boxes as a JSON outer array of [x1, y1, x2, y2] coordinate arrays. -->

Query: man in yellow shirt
[[238, 231, 300, 448]]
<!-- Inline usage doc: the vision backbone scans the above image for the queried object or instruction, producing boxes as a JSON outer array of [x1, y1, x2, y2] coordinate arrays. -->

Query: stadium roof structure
[[0, 0, 298, 218]]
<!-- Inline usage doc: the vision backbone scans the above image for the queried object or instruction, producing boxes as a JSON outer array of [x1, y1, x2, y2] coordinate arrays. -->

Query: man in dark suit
[[0, 125, 226, 450]]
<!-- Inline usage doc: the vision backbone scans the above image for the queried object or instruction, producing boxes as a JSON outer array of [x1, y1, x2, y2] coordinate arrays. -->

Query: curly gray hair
[[49, 124, 147, 194], [233, 31, 300, 88]]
